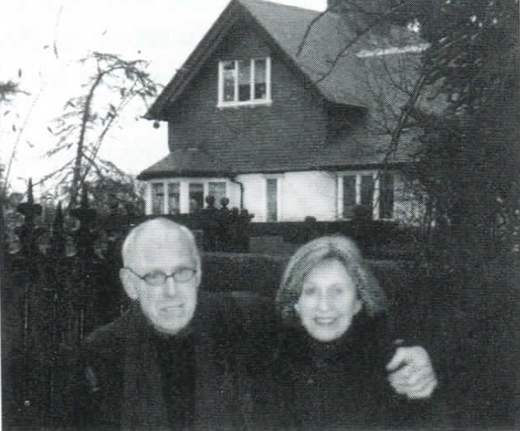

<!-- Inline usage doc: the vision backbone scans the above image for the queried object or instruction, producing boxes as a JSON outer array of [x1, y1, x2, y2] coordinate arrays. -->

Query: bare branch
[[296, 10, 329, 56]]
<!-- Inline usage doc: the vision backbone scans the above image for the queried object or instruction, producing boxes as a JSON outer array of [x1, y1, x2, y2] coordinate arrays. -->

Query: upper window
[[218, 58, 271, 107]]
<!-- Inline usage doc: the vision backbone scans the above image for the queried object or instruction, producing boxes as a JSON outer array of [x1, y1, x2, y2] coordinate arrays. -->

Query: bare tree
[[44, 51, 158, 210]]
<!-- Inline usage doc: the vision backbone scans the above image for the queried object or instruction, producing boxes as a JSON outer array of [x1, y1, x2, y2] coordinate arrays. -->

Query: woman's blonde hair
[[276, 235, 387, 327]]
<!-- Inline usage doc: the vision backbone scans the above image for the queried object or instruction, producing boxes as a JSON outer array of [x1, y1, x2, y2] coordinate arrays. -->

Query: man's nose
[[163, 276, 177, 297]]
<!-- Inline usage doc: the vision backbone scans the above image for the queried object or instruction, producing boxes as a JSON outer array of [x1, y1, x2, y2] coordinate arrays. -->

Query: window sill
[[217, 99, 272, 109]]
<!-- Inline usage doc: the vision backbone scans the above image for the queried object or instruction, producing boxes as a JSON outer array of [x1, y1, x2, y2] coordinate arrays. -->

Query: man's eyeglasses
[[125, 267, 197, 286]]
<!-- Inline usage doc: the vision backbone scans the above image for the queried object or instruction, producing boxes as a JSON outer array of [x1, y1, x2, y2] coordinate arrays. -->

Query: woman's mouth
[[314, 317, 336, 325]]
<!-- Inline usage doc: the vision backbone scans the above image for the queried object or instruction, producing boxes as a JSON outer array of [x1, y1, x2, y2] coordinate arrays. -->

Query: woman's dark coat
[[251, 311, 439, 430]]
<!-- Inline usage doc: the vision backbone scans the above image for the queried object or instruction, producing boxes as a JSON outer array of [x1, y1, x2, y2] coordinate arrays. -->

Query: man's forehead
[[135, 222, 186, 244], [129, 223, 196, 266]]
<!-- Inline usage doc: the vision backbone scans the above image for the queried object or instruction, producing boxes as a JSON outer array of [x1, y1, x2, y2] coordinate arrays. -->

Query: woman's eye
[[303, 286, 316, 295]]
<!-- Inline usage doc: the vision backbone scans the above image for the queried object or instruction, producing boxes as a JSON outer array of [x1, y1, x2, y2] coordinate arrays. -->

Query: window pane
[[152, 183, 164, 215], [209, 182, 226, 208], [360, 175, 374, 207], [238, 60, 251, 101], [342, 176, 356, 218], [254, 59, 267, 100], [266, 178, 278, 222], [167, 183, 180, 215], [223, 61, 235, 102], [189, 183, 204, 213], [379, 173, 394, 219]]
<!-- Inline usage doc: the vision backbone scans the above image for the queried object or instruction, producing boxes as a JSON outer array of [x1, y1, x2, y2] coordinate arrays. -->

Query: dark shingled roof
[[137, 148, 233, 180], [147, 0, 365, 119], [239, 0, 367, 107]]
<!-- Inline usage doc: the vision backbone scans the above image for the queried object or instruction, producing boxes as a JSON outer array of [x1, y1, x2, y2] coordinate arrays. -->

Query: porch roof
[[137, 148, 233, 180]]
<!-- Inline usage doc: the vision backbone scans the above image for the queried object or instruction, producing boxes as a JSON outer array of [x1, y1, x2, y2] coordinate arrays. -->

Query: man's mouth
[[160, 304, 184, 314], [314, 317, 336, 325]]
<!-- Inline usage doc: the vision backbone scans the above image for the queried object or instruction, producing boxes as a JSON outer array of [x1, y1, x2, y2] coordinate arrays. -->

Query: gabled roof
[[146, 0, 391, 120], [142, 0, 435, 176], [137, 148, 232, 180]]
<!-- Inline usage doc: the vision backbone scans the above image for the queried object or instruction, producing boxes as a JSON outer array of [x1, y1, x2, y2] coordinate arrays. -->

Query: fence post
[[46, 202, 74, 426], [70, 185, 98, 341], [14, 179, 46, 425]]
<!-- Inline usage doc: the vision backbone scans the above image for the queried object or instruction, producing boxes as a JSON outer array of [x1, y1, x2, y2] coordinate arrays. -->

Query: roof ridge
[[238, 0, 322, 14]]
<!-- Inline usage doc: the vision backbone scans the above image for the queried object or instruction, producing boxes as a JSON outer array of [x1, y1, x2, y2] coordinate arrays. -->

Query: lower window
[[266, 178, 278, 222], [341, 172, 394, 220]]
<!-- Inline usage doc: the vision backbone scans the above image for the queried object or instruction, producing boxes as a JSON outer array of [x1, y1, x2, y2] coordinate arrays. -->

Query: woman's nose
[[317, 292, 331, 311]]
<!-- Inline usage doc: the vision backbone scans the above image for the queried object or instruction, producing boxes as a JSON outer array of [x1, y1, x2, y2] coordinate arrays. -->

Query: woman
[[251, 235, 439, 430]]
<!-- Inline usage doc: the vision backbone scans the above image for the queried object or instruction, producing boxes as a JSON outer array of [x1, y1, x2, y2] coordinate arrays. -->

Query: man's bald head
[[122, 218, 200, 270]]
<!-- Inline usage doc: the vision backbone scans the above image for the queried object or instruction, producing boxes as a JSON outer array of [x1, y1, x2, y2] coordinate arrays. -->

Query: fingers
[[388, 365, 438, 399], [386, 345, 439, 399], [386, 346, 430, 371], [401, 376, 438, 399], [386, 346, 407, 372], [389, 367, 436, 391]]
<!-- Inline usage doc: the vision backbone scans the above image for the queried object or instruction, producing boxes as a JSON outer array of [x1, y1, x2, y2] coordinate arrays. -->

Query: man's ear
[[120, 268, 138, 301], [354, 298, 362, 315], [194, 268, 202, 289]]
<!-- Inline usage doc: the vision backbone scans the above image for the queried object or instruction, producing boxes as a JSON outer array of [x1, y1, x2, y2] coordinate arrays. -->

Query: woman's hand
[[386, 346, 438, 399]]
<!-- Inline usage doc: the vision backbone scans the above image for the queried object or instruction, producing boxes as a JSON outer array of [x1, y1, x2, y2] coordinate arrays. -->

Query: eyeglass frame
[[124, 266, 199, 286]]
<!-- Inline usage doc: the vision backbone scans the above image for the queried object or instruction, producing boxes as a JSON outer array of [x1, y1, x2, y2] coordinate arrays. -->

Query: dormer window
[[218, 58, 271, 107]]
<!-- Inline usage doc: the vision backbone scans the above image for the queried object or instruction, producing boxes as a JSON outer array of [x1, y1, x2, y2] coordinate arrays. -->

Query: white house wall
[[144, 171, 425, 223], [235, 174, 266, 221], [237, 171, 337, 222], [280, 171, 338, 221]]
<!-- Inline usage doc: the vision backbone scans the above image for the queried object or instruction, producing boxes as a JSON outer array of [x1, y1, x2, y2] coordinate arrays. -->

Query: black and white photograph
[[1, 0, 518, 429]]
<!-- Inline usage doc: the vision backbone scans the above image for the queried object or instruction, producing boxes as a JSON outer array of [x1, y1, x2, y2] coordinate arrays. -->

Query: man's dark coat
[[75, 291, 250, 430]]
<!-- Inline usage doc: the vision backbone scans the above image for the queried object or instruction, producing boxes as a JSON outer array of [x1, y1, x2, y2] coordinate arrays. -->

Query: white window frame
[[217, 57, 272, 108], [147, 179, 229, 215], [207, 181, 227, 208], [337, 171, 394, 220]]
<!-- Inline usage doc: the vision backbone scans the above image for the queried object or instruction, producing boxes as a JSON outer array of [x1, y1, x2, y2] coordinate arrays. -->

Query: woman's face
[[295, 258, 361, 342]]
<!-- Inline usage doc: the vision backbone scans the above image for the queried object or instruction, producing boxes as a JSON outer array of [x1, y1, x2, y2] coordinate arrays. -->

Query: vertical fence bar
[[16, 179, 44, 424]]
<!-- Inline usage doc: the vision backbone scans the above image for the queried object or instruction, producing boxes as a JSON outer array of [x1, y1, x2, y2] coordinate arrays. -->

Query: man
[[76, 218, 438, 430]]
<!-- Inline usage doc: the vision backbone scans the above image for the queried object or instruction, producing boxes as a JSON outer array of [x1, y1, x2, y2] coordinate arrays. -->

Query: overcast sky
[[1, 0, 325, 195]]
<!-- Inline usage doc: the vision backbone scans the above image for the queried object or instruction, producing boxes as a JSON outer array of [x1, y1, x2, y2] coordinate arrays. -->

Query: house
[[139, 0, 435, 223]]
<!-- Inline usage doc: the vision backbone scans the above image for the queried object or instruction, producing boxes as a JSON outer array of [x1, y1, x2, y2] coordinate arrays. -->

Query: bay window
[[148, 180, 228, 215]]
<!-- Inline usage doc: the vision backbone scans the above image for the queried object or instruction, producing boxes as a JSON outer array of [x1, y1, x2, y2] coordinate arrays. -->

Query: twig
[[3, 87, 44, 196]]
